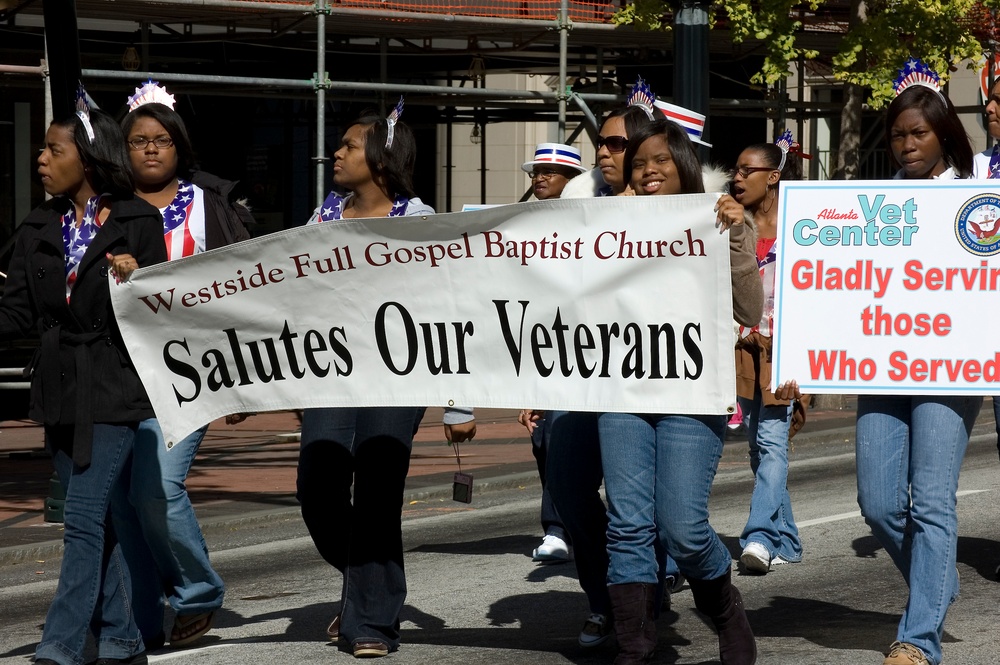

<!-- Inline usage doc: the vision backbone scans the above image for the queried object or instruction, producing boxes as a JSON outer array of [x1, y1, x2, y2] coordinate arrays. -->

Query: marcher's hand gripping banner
[[111, 196, 735, 445], [774, 180, 1000, 394]]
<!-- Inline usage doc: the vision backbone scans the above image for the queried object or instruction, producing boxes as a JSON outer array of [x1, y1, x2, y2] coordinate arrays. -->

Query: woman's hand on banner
[[774, 380, 802, 401], [107, 252, 140, 283]]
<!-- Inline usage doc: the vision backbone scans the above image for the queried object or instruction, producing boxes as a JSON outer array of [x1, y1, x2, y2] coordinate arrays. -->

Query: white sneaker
[[532, 534, 572, 563], [740, 542, 771, 574], [578, 613, 612, 648]]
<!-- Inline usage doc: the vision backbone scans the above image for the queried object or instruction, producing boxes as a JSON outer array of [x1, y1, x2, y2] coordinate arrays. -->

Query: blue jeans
[[599, 413, 732, 585], [856, 395, 982, 665], [530, 418, 564, 534], [36, 424, 145, 665], [738, 393, 802, 562], [297, 407, 422, 651], [112, 419, 224, 642], [544, 411, 611, 615]]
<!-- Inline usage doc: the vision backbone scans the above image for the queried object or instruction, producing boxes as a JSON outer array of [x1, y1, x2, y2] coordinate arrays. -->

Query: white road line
[[150, 644, 233, 661], [797, 489, 990, 528]]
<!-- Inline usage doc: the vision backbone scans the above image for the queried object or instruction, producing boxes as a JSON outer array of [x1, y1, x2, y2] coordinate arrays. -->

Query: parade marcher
[[522, 81, 685, 650], [520, 142, 587, 563], [17, 89, 168, 665], [297, 100, 475, 659], [971, 75, 1000, 465], [730, 130, 809, 575], [107, 80, 253, 650], [780, 58, 979, 665], [595, 116, 762, 665]]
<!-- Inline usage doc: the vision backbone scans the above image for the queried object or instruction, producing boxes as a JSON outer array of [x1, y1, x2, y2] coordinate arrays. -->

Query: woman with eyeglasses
[[729, 134, 807, 577], [109, 96, 253, 650], [521, 100, 688, 652], [18, 102, 167, 665], [593, 118, 761, 665]]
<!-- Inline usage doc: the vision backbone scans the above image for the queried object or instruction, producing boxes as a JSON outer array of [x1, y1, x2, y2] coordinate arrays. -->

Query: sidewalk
[[0, 403, 865, 566]]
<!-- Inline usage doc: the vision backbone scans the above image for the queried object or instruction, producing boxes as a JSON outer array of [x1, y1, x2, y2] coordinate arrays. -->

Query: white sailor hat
[[521, 143, 589, 174], [653, 100, 712, 147]]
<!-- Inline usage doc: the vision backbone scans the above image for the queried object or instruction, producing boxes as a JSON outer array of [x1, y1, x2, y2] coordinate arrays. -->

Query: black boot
[[688, 569, 756, 665], [607, 582, 657, 665]]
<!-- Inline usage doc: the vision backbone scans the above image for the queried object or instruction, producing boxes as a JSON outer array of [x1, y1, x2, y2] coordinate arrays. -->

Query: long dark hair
[[600, 105, 666, 141], [623, 119, 705, 194], [884, 86, 973, 179], [120, 103, 197, 178], [51, 108, 134, 198], [742, 142, 802, 182], [352, 110, 417, 199]]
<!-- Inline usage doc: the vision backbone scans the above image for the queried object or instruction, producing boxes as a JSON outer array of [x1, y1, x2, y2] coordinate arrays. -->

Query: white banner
[[111, 195, 736, 445], [774, 180, 1000, 394]]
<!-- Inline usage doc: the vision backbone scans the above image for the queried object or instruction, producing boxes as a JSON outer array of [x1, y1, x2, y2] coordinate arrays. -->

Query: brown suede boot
[[607, 582, 657, 665], [688, 569, 757, 665]]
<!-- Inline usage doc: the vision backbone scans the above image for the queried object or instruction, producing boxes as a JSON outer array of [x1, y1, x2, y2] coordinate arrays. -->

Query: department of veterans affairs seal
[[955, 194, 1000, 256]]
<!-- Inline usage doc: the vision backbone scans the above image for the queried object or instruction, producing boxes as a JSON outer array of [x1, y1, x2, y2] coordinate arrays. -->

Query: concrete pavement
[[0, 401, 869, 567]]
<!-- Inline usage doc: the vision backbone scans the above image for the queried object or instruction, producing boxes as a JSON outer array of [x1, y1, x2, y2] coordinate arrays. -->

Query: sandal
[[170, 611, 214, 647]]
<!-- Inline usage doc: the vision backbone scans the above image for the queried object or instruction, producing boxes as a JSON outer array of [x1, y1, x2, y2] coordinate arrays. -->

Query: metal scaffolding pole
[[314, 0, 329, 209], [557, 0, 570, 140]]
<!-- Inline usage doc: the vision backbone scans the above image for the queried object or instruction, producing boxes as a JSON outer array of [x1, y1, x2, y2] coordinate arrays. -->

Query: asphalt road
[[2, 433, 999, 665]]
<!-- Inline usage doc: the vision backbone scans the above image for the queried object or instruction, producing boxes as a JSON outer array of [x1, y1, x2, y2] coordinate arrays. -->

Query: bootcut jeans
[[297, 406, 422, 652], [35, 424, 145, 665], [855, 395, 982, 665], [737, 391, 803, 563]]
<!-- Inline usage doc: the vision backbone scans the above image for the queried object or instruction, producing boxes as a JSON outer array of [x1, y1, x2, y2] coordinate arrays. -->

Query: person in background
[[595, 116, 761, 665], [519, 142, 587, 563], [298, 100, 475, 659], [730, 130, 808, 575], [523, 142, 588, 202], [108, 80, 253, 651], [17, 90, 168, 665], [780, 58, 979, 665]]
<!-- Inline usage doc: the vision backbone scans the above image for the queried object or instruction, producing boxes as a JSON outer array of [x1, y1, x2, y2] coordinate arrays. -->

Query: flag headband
[[75, 82, 95, 143], [127, 79, 177, 111], [626, 78, 656, 121], [893, 58, 946, 103], [385, 97, 404, 149]]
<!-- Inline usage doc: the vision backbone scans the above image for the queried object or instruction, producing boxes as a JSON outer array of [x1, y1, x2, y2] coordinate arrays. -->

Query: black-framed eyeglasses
[[127, 137, 174, 151], [735, 165, 775, 179], [596, 135, 629, 154], [529, 169, 566, 180]]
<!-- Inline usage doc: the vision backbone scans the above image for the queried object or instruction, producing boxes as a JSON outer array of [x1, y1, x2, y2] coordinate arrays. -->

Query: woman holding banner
[[521, 84, 688, 650], [781, 60, 979, 665], [104, 82, 253, 651], [729, 130, 808, 576], [16, 94, 167, 665], [298, 102, 475, 659], [595, 117, 762, 665]]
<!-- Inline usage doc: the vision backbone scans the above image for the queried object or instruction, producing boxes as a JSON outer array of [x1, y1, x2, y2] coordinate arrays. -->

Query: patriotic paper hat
[[521, 143, 588, 174], [893, 58, 943, 97], [127, 79, 176, 111], [385, 96, 404, 149], [75, 82, 95, 143], [654, 100, 711, 147]]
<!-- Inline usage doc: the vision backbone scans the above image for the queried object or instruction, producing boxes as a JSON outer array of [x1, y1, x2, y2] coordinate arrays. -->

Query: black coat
[[190, 171, 253, 250], [0, 196, 168, 465]]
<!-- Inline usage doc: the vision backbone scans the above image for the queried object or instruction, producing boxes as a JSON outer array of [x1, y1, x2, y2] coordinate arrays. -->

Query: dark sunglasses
[[597, 135, 629, 154]]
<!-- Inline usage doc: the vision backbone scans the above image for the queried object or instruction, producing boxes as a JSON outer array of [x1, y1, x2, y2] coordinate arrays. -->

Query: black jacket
[[1, 196, 168, 465], [190, 171, 253, 250]]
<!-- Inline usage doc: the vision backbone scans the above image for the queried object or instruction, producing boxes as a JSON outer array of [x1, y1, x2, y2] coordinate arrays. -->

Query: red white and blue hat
[[521, 142, 589, 173], [653, 100, 712, 147]]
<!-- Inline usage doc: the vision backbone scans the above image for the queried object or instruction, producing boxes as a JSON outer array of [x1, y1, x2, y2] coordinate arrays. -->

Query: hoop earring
[[761, 186, 776, 214]]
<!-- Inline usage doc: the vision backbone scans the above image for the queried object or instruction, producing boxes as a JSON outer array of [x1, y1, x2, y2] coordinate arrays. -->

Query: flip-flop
[[170, 611, 214, 647]]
